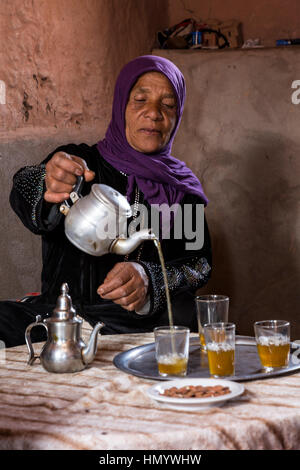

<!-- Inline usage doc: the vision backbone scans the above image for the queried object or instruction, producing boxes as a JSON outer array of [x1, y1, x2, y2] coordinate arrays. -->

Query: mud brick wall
[[0, 0, 168, 299]]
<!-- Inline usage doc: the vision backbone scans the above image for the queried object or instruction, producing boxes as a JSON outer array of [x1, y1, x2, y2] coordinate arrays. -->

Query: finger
[[46, 167, 77, 186], [122, 297, 146, 312], [124, 302, 139, 312], [48, 152, 95, 184], [84, 168, 95, 182], [103, 263, 126, 282], [49, 152, 86, 176], [44, 190, 70, 204], [69, 155, 95, 182], [45, 174, 75, 194], [99, 265, 132, 294], [108, 282, 147, 311], [114, 289, 141, 307], [99, 275, 133, 295], [45, 152, 96, 202], [101, 286, 137, 303], [98, 276, 136, 299]]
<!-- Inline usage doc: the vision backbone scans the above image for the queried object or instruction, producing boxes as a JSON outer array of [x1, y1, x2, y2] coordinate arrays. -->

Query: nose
[[143, 101, 163, 120]]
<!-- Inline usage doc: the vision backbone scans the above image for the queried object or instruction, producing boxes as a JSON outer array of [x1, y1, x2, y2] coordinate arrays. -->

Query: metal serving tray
[[113, 335, 300, 382]]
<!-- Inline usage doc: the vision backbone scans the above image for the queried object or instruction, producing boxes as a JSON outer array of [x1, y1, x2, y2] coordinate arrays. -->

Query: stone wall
[[155, 47, 300, 339]]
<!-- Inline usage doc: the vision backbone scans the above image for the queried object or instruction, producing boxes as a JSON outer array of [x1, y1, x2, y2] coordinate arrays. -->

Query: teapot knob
[[52, 283, 76, 321], [61, 283, 68, 294]]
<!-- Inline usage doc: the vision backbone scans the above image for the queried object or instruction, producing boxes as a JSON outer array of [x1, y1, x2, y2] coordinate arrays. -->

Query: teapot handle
[[60, 175, 84, 215], [25, 316, 48, 366], [70, 175, 84, 202]]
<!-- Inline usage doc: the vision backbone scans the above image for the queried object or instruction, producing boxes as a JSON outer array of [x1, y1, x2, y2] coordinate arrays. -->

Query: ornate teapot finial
[[52, 283, 76, 321]]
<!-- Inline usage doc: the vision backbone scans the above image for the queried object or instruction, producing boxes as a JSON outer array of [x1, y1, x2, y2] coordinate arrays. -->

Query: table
[[0, 325, 300, 450]]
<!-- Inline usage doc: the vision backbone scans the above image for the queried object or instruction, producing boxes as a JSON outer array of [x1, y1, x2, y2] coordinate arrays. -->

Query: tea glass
[[254, 320, 290, 372], [195, 295, 229, 350], [203, 322, 235, 378], [154, 326, 190, 377]]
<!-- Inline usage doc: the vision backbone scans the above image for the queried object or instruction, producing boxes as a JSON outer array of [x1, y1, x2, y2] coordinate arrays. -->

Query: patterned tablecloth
[[0, 325, 300, 450]]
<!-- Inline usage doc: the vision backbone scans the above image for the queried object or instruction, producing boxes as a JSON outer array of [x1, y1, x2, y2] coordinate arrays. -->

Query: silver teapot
[[25, 283, 104, 373], [59, 176, 155, 256]]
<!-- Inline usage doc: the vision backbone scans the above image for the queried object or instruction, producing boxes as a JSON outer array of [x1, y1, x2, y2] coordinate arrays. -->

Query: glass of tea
[[195, 295, 229, 351], [254, 320, 290, 372], [203, 322, 235, 378], [154, 326, 190, 377]]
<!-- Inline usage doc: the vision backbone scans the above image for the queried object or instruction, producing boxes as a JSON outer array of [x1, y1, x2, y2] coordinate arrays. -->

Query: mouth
[[139, 128, 162, 136]]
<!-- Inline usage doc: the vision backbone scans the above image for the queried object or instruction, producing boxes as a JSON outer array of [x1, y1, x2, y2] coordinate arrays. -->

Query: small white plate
[[147, 378, 244, 411]]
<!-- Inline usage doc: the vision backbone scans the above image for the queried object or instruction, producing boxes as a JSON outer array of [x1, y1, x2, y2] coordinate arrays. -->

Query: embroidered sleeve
[[13, 164, 47, 228], [138, 256, 212, 316], [10, 163, 61, 235]]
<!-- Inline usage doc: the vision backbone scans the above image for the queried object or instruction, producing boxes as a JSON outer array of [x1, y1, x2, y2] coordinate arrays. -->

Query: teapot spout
[[109, 229, 156, 255], [81, 321, 105, 365]]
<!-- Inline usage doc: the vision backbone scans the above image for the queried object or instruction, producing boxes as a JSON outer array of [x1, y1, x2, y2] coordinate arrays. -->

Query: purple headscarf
[[97, 55, 208, 208]]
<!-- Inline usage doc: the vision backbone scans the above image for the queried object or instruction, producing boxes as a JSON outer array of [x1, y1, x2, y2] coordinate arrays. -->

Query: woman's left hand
[[97, 262, 149, 311]]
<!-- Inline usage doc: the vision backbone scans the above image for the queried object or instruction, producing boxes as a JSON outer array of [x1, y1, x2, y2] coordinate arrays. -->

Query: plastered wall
[[155, 47, 300, 339]]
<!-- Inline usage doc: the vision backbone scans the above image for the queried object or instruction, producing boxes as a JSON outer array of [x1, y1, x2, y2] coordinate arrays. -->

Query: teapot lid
[[91, 184, 132, 217], [52, 283, 76, 321]]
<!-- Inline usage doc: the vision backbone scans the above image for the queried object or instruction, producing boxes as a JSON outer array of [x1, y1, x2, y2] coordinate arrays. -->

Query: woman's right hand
[[44, 151, 95, 204]]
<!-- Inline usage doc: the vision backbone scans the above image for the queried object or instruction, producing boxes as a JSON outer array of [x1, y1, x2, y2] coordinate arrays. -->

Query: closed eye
[[163, 103, 176, 109]]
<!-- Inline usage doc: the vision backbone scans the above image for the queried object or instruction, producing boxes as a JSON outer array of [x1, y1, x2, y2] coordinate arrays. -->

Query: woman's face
[[125, 72, 177, 154]]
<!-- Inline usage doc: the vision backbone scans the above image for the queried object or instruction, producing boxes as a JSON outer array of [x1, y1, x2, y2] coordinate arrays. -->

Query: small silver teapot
[[59, 177, 155, 257], [25, 283, 104, 373]]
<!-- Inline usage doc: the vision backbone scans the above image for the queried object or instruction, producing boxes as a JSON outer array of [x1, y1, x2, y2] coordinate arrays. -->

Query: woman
[[5, 55, 211, 346]]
